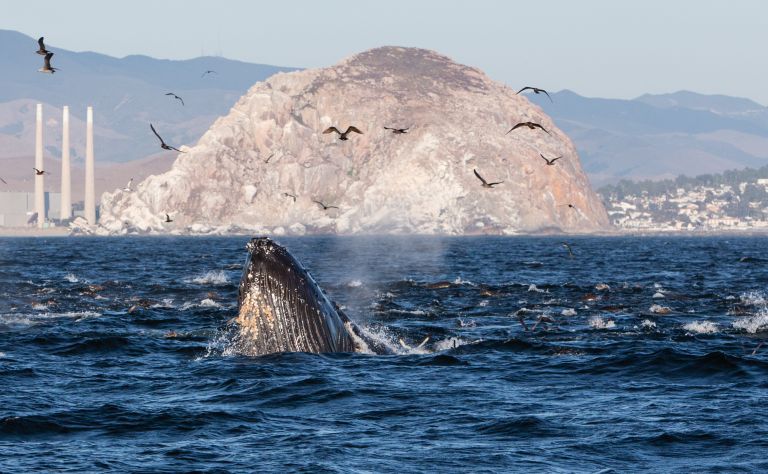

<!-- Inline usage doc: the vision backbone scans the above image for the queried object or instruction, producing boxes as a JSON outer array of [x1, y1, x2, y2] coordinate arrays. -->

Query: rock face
[[99, 47, 609, 235]]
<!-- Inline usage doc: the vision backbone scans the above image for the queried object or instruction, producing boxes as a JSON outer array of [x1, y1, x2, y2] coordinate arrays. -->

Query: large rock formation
[[99, 47, 609, 235]]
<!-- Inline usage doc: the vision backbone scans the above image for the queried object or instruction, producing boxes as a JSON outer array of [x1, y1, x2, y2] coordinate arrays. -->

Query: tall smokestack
[[60, 106, 71, 220], [35, 103, 45, 228], [84, 106, 96, 224]]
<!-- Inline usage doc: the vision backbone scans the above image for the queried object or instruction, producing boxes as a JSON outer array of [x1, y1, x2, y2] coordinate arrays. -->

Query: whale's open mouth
[[235, 237, 356, 355]]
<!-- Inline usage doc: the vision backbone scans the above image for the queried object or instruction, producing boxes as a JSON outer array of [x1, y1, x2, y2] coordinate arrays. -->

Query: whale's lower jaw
[[236, 237, 357, 355]]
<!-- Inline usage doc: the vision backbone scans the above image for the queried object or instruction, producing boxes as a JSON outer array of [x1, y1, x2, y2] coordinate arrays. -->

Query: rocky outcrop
[[99, 46, 609, 235]]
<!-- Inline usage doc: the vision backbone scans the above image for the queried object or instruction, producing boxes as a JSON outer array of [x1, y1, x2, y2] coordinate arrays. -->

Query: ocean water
[[1, 235, 768, 473]]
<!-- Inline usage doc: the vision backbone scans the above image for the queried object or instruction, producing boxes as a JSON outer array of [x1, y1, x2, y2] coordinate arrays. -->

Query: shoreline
[[2, 227, 768, 238]]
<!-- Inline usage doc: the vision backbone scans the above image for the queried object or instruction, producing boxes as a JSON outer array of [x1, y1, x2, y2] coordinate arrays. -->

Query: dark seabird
[[540, 153, 562, 166], [562, 242, 575, 258], [283, 192, 297, 202], [323, 126, 363, 141], [313, 200, 339, 210], [384, 126, 409, 134], [517, 86, 553, 102], [560, 203, 576, 210], [123, 178, 133, 192], [506, 122, 549, 135], [165, 92, 184, 106], [36, 37, 50, 55], [164, 213, 173, 223], [263, 153, 275, 164], [33, 168, 48, 175], [0, 177, 6, 184], [38, 52, 57, 74], [473, 169, 503, 188], [201, 70, 217, 78], [150, 123, 186, 153]]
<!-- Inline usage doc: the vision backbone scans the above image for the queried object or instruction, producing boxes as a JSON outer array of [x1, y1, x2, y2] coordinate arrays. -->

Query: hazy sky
[[5, 0, 768, 103]]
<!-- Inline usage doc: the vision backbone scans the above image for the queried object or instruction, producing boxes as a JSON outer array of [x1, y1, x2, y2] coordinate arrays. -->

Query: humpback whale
[[236, 237, 388, 355]]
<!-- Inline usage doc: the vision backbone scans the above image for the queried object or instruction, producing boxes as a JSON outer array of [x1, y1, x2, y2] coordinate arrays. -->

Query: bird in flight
[[123, 178, 133, 192], [164, 214, 173, 223], [384, 126, 409, 134], [540, 153, 562, 166], [33, 168, 48, 175], [263, 153, 275, 164], [201, 70, 217, 78], [283, 192, 297, 202], [562, 242, 575, 258], [506, 122, 549, 135], [323, 126, 363, 141], [165, 93, 184, 106], [517, 86, 553, 102], [473, 169, 503, 188], [560, 203, 576, 210], [38, 52, 57, 74], [150, 123, 186, 153], [36, 37, 50, 56], [0, 177, 6, 184], [313, 200, 339, 210]]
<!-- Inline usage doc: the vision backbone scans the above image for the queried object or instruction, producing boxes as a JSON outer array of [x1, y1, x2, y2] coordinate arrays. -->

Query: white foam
[[479, 300, 489, 307], [187, 270, 230, 286], [150, 298, 175, 308], [653, 292, 665, 299], [561, 308, 577, 316], [346, 279, 363, 288], [457, 318, 476, 327], [386, 308, 427, 315], [31, 303, 48, 311], [683, 321, 719, 334], [0, 311, 101, 328], [640, 319, 656, 329], [589, 316, 616, 329], [200, 298, 220, 308], [732, 313, 768, 334], [740, 291, 768, 306], [453, 276, 475, 286], [595, 283, 610, 291], [434, 337, 468, 351], [64, 273, 80, 283], [527, 284, 547, 293]]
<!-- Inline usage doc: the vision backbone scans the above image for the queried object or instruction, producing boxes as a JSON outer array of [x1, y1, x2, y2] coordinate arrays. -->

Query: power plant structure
[[0, 103, 97, 228]]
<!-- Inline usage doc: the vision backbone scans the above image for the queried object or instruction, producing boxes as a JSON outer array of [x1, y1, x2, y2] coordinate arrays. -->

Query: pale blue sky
[[4, 0, 767, 103]]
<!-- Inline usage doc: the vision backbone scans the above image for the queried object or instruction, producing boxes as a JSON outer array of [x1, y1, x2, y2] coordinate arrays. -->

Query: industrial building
[[0, 104, 96, 228]]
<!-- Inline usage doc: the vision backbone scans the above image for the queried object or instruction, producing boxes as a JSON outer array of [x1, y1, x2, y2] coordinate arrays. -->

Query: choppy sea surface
[[1, 236, 768, 473]]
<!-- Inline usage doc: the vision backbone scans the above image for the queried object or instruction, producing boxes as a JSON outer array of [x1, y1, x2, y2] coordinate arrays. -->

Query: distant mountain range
[[2, 27, 767, 190], [528, 90, 768, 186]]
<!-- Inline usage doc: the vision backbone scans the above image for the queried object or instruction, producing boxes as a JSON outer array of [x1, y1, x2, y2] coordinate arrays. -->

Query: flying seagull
[[33, 168, 48, 175], [323, 126, 363, 141], [38, 52, 57, 74], [313, 200, 339, 210], [150, 123, 186, 153], [263, 153, 275, 164], [201, 70, 217, 78], [164, 213, 173, 223], [384, 126, 409, 134], [562, 242, 575, 258], [506, 122, 549, 135], [123, 178, 133, 192], [283, 192, 297, 202], [165, 92, 184, 106], [473, 169, 503, 188], [540, 153, 562, 166], [36, 37, 50, 55], [517, 86, 553, 102]]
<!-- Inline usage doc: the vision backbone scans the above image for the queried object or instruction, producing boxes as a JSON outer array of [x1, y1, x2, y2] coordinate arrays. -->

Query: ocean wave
[[732, 312, 768, 334], [346, 279, 363, 288], [186, 270, 231, 286], [561, 308, 577, 316], [740, 291, 767, 307], [589, 316, 616, 329], [683, 321, 719, 334]]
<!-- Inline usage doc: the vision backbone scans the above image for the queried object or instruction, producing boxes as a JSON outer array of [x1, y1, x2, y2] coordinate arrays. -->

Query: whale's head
[[235, 237, 355, 355]]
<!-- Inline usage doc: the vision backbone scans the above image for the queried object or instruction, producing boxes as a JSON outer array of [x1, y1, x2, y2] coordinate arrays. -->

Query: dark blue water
[[2, 236, 768, 473]]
